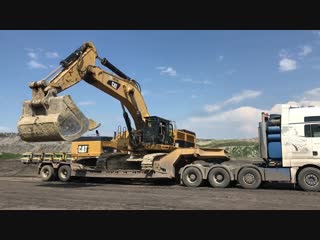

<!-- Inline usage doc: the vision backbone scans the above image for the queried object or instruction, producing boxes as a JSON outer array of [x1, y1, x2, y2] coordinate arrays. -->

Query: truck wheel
[[298, 167, 320, 192], [58, 165, 71, 182], [208, 167, 231, 188], [238, 167, 262, 189], [40, 165, 56, 181], [182, 167, 203, 187]]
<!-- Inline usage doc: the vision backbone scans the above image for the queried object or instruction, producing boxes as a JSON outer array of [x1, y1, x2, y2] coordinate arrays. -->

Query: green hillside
[[0, 152, 22, 160]]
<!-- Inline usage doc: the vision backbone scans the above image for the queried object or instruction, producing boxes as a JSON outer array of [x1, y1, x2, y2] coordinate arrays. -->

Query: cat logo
[[78, 145, 89, 153], [107, 80, 120, 90]]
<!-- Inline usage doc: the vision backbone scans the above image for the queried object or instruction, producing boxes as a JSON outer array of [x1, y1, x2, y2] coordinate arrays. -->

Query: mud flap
[[17, 95, 99, 142]]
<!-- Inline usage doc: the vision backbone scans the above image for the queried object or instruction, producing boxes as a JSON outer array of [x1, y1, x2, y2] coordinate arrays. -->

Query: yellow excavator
[[17, 41, 229, 187], [18, 41, 195, 154]]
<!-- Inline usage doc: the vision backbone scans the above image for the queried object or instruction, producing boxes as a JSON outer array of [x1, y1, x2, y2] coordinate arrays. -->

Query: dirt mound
[[0, 159, 38, 177], [0, 133, 70, 154]]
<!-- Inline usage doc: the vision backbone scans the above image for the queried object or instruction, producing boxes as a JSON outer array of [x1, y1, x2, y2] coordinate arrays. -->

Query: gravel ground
[[1, 159, 320, 210]]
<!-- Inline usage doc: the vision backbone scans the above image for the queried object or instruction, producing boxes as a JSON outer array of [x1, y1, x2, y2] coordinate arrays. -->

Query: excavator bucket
[[17, 95, 99, 142]]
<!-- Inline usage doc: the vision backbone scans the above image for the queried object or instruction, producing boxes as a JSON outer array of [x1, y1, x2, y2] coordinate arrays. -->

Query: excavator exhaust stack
[[18, 95, 99, 142]]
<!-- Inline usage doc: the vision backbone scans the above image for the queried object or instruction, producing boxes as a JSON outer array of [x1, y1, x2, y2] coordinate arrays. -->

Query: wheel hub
[[305, 174, 319, 187], [244, 173, 255, 184], [188, 173, 197, 182], [215, 173, 224, 182], [62, 170, 67, 176], [43, 169, 49, 177]]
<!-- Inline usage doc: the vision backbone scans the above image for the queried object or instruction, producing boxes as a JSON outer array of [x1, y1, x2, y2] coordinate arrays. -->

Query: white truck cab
[[281, 104, 320, 166], [259, 104, 320, 191]]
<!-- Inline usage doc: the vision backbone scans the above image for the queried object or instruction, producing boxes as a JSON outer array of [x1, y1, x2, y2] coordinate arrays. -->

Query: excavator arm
[[18, 41, 149, 144]]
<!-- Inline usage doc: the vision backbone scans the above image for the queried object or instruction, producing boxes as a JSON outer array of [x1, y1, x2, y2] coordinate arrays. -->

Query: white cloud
[[191, 94, 197, 99], [304, 88, 320, 97], [78, 101, 96, 106], [279, 49, 289, 58], [157, 66, 177, 77], [182, 78, 212, 85], [27, 60, 47, 69], [26, 48, 58, 69], [27, 52, 37, 59], [217, 55, 224, 62], [180, 106, 264, 139], [45, 51, 59, 58], [278, 45, 311, 72], [204, 90, 262, 113], [225, 90, 261, 104], [204, 104, 222, 112], [279, 57, 297, 72], [180, 87, 320, 139], [298, 45, 312, 57]]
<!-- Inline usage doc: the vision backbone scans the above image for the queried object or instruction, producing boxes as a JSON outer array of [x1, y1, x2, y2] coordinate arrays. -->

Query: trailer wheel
[[182, 167, 203, 187], [40, 165, 56, 181], [298, 167, 320, 192], [238, 167, 261, 189], [208, 167, 231, 188], [58, 165, 71, 182]]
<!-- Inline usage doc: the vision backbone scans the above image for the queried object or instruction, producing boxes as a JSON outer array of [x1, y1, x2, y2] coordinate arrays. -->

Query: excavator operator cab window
[[159, 121, 167, 135], [169, 123, 173, 137]]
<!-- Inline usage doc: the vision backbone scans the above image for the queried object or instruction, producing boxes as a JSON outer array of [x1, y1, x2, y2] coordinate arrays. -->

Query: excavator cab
[[142, 116, 174, 145]]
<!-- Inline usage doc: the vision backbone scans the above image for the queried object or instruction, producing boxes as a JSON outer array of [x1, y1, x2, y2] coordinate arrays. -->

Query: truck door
[[305, 124, 320, 160]]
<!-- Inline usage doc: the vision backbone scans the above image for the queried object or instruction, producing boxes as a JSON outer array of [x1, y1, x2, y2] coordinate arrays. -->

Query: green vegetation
[[197, 139, 260, 159], [0, 132, 18, 137], [0, 152, 22, 160]]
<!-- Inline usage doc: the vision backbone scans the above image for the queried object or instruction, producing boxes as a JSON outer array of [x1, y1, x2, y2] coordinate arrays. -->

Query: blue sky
[[1, 30, 320, 139]]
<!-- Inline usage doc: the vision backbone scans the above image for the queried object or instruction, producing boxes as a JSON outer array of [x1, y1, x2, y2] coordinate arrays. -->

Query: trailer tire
[[208, 167, 231, 188], [40, 165, 56, 181], [58, 165, 71, 182], [182, 167, 203, 187], [298, 167, 320, 192], [238, 167, 261, 189]]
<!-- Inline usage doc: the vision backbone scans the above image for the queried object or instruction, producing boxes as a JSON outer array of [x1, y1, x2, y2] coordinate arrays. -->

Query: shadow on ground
[[36, 177, 178, 188], [35, 176, 302, 192]]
